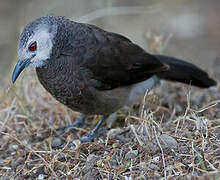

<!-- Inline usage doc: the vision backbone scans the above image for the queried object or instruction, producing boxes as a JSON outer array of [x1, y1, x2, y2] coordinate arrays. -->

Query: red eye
[[28, 41, 37, 51]]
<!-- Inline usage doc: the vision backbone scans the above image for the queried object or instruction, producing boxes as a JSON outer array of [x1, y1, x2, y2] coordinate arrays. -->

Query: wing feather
[[82, 27, 168, 90]]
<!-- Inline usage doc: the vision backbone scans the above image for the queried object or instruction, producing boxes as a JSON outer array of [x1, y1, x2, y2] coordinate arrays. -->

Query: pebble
[[138, 162, 147, 169], [149, 163, 160, 170], [2, 135, 9, 141], [159, 134, 178, 151], [107, 128, 124, 139], [112, 143, 120, 149], [152, 156, 160, 163], [37, 174, 46, 180], [51, 137, 63, 148], [179, 145, 189, 154], [57, 152, 66, 162], [82, 154, 100, 179], [108, 154, 118, 168], [125, 150, 138, 160], [82, 154, 100, 174], [35, 133, 44, 141], [8, 144, 19, 152], [96, 159, 103, 167], [153, 172, 161, 179]]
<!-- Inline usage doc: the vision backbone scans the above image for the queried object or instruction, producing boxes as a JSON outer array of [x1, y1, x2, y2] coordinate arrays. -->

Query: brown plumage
[[12, 15, 216, 143]]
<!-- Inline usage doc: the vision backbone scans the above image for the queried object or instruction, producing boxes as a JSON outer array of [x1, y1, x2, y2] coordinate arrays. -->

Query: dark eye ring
[[28, 41, 37, 51]]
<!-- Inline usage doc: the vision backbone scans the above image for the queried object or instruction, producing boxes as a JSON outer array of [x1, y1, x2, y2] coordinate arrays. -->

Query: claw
[[54, 115, 108, 149], [55, 114, 86, 136]]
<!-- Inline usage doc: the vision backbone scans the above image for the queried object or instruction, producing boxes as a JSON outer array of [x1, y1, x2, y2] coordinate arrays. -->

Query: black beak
[[12, 59, 31, 83]]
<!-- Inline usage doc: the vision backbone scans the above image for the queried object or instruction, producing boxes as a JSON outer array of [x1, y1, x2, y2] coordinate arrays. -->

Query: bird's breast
[[36, 61, 84, 107]]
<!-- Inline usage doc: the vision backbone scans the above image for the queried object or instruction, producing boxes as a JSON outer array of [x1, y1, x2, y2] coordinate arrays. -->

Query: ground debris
[[0, 73, 219, 179]]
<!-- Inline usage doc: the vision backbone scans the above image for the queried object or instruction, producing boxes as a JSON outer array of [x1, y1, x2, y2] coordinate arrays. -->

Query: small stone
[[87, 154, 99, 162], [149, 163, 160, 170], [112, 143, 120, 148], [8, 144, 19, 151], [82, 154, 101, 174], [96, 159, 103, 167], [109, 154, 118, 168], [105, 155, 111, 162], [37, 174, 46, 180], [125, 150, 138, 160], [152, 156, 160, 163], [2, 135, 9, 141], [179, 145, 189, 154], [11, 152, 16, 155], [0, 167, 11, 170], [51, 137, 63, 148], [57, 152, 66, 162], [175, 104, 183, 112], [36, 133, 44, 141], [138, 162, 147, 169], [159, 134, 178, 152], [82, 154, 100, 179], [154, 172, 161, 178], [107, 128, 124, 139], [82, 169, 99, 180]]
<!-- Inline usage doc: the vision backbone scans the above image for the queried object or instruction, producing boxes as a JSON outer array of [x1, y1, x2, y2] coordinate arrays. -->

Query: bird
[[12, 15, 216, 144]]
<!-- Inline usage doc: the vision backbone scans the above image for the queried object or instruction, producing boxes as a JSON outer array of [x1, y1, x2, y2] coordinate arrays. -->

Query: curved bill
[[12, 59, 31, 83]]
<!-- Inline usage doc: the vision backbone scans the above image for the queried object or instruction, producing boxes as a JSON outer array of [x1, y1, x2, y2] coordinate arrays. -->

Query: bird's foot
[[53, 115, 107, 149], [68, 127, 107, 147], [55, 114, 90, 136], [68, 115, 107, 148]]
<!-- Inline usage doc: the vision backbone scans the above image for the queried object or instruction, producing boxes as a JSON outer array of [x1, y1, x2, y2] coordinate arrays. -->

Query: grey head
[[12, 15, 60, 83]]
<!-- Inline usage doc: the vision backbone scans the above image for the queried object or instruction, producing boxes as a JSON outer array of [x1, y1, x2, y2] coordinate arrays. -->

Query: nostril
[[18, 60, 22, 66]]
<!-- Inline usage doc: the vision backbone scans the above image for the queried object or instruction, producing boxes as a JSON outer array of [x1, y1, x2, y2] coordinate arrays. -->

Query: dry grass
[[0, 33, 219, 179], [0, 69, 219, 179]]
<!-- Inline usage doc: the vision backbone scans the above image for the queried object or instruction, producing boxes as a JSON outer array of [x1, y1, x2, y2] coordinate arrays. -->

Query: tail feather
[[155, 55, 217, 88]]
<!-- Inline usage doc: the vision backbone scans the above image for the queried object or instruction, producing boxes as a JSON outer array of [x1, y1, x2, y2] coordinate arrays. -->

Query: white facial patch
[[18, 24, 57, 68], [28, 27, 54, 67]]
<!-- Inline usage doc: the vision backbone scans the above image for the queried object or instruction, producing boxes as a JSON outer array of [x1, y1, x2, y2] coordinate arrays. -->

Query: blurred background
[[0, 0, 220, 86]]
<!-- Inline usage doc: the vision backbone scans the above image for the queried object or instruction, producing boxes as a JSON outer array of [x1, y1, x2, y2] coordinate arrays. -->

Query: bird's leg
[[56, 114, 89, 136], [68, 115, 107, 146], [79, 115, 106, 143]]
